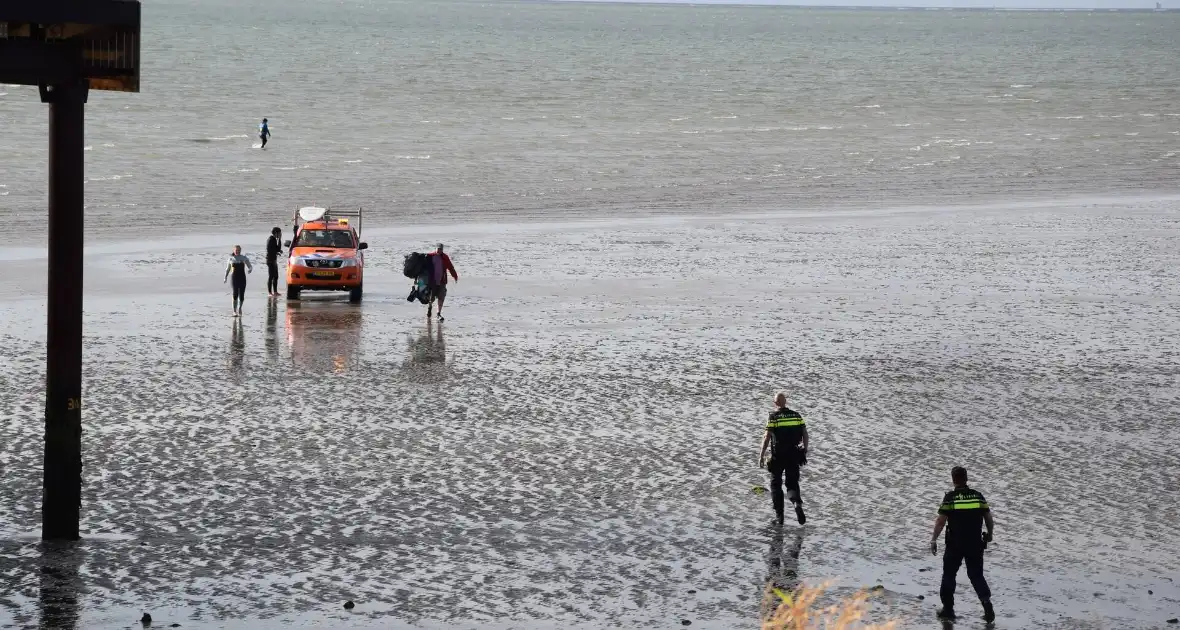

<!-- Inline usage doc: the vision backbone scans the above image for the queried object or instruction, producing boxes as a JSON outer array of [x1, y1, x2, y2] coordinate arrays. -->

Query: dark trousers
[[267, 261, 279, 293], [767, 457, 802, 519], [231, 276, 246, 304], [940, 543, 991, 609]]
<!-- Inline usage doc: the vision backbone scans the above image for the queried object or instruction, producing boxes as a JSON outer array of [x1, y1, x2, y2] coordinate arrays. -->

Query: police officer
[[758, 393, 809, 525], [930, 466, 996, 622]]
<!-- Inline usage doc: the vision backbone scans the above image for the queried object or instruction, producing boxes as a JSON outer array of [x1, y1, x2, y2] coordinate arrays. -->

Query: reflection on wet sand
[[38, 541, 82, 630], [265, 298, 279, 359], [408, 320, 446, 364], [228, 318, 245, 382], [767, 526, 805, 594], [402, 320, 449, 383], [285, 302, 363, 373]]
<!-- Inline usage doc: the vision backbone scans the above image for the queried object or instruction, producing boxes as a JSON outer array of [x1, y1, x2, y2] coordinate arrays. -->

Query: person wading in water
[[224, 245, 253, 316]]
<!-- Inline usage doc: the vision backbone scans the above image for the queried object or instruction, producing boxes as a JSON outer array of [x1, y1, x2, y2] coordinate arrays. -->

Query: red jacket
[[430, 251, 458, 285]]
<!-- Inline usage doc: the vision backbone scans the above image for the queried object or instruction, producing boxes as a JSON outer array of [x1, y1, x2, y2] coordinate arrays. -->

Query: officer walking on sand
[[930, 466, 996, 622], [758, 393, 809, 525]]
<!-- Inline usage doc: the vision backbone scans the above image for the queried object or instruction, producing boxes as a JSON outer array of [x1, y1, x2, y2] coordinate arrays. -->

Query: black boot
[[772, 491, 785, 525], [982, 601, 995, 622], [937, 607, 956, 620]]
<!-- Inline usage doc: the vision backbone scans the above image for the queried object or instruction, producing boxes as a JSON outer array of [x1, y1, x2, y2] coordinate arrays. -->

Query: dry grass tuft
[[761, 582, 899, 630]]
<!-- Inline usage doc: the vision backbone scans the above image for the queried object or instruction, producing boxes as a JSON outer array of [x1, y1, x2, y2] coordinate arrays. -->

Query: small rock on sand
[[344, 601, 355, 610]]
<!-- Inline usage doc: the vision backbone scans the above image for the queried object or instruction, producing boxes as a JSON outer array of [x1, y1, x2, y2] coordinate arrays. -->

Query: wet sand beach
[[1, 196, 1178, 629]]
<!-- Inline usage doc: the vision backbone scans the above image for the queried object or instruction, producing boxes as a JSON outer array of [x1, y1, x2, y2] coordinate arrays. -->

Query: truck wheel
[[287, 286, 301, 300], [349, 286, 363, 303]]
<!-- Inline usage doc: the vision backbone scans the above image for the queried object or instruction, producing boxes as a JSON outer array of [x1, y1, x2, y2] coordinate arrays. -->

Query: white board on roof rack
[[299, 207, 327, 223]]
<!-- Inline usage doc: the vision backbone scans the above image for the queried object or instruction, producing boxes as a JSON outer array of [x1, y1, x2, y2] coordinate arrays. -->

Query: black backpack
[[403, 252, 428, 279]]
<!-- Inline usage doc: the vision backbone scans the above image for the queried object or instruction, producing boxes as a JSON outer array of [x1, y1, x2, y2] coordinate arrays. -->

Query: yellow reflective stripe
[[767, 420, 805, 428], [950, 502, 986, 509]]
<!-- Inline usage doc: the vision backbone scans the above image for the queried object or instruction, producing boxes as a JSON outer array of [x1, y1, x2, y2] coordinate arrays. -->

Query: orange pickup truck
[[284, 206, 368, 302]]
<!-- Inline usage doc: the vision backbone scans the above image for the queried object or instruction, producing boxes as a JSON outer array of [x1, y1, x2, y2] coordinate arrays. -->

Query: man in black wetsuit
[[223, 245, 253, 316], [266, 227, 283, 296], [758, 392, 810, 525], [930, 466, 996, 622]]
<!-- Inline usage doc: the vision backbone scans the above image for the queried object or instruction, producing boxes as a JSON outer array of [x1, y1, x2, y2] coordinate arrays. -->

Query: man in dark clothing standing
[[266, 227, 283, 296], [930, 466, 996, 622], [758, 393, 809, 525]]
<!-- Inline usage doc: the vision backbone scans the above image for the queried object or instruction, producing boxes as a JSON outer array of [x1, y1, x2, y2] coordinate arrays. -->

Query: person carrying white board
[[259, 118, 271, 149]]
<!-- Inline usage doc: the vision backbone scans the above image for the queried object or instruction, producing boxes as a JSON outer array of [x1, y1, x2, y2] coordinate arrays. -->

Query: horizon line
[[544, 0, 1174, 10]]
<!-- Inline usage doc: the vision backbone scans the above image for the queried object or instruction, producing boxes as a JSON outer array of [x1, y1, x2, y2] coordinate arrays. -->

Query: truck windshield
[[295, 230, 354, 248]]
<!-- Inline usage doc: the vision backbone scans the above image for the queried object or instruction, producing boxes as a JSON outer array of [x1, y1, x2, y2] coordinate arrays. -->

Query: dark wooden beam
[[0, 40, 83, 86], [3, 0, 140, 28], [40, 78, 88, 542]]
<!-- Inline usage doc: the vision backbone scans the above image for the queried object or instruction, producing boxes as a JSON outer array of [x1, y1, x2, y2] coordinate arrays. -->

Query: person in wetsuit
[[930, 466, 996, 622], [266, 227, 283, 296], [259, 118, 271, 149], [223, 245, 253, 316], [758, 392, 810, 525]]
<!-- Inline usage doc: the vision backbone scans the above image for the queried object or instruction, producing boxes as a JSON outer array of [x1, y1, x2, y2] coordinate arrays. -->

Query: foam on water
[[189, 135, 250, 143]]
